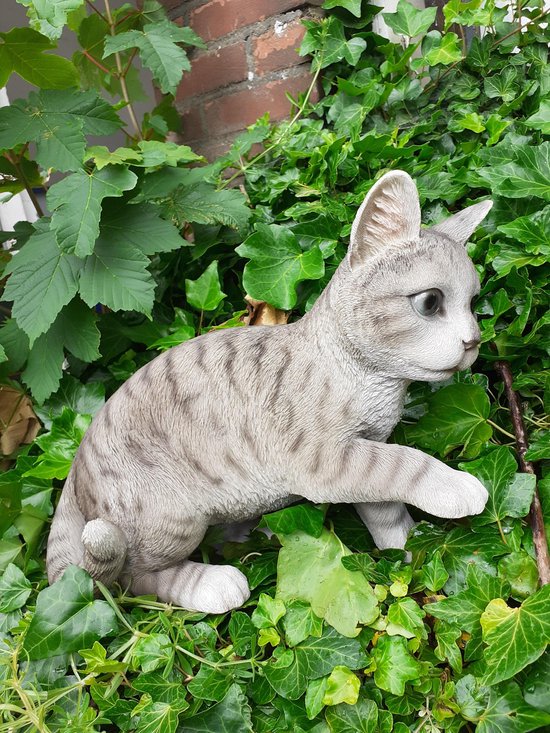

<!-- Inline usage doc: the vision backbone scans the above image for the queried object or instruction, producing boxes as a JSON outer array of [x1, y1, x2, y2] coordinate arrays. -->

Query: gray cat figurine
[[47, 170, 491, 613]]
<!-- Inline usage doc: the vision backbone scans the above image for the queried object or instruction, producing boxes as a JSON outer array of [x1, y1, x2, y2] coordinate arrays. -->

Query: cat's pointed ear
[[431, 200, 493, 246], [349, 170, 421, 268]]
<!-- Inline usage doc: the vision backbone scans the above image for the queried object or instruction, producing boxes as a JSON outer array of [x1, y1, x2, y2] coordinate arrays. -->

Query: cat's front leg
[[297, 439, 488, 519], [354, 501, 415, 550]]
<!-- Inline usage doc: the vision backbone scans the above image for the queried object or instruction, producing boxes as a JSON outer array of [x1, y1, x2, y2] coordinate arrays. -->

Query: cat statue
[[47, 170, 491, 613]]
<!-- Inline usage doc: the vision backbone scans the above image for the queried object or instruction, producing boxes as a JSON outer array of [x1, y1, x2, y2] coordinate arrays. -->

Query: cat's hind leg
[[130, 561, 250, 613], [354, 501, 415, 550]]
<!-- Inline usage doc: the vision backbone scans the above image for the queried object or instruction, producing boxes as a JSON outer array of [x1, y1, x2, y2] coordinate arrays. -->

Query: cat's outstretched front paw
[[186, 565, 251, 614], [411, 467, 488, 519]]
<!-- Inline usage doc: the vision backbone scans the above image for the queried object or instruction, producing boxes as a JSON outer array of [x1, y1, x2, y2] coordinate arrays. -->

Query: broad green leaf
[[0, 563, 31, 612], [497, 205, 550, 249], [178, 684, 253, 733], [443, 0, 493, 29], [322, 0, 362, 17], [26, 407, 91, 480], [497, 552, 539, 600], [325, 696, 379, 733], [383, 0, 436, 36], [479, 584, 550, 685], [103, 20, 205, 95], [420, 551, 449, 592], [460, 446, 536, 525], [16, 0, 84, 40], [163, 184, 250, 231], [264, 627, 367, 700], [79, 237, 155, 316], [386, 597, 426, 639], [276, 529, 379, 637], [424, 31, 462, 65], [187, 665, 233, 702], [0, 89, 122, 172], [100, 202, 186, 256], [87, 145, 142, 170], [476, 681, 550, 733], [0, 27, 78, 88], [305, 676, 327, 719], [372, 635, 422, 695], [283, 601, 324, 647], [403, 383, 492, 457], [322, 666, 360, 706], [478, 142, 550, 201], [484, 67, 519, 102], [133, 671, 189, 710], [132, 633, 173, 673], [425, 564, 510, 634], [48, 167, 137, 257], [525, 100, 550, 135], [185, 261, 226, 312], [261, 504, 325, 538], [35, 374, 105, 427], [523, 652, 550, 713], [137, 702, 179, 733], [3, 228, 81, 345], [22, 565, 117, 659], [237, 224, 324, 310], [137, 140, 202, 168]]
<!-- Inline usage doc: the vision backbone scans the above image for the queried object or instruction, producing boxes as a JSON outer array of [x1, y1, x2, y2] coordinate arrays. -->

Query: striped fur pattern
[[47, 171, 492, 613]]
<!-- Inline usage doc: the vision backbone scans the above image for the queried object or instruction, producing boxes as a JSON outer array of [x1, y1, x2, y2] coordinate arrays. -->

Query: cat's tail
[[47, 474, 127, 587]]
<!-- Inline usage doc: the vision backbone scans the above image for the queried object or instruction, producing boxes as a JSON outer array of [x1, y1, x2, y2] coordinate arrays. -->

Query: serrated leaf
[[100, 202, 186, 256], [276, 529, 379, 637], [16, 0, 84, 40], [403, 383, 492, 457], [0, 27, 79, 88], [137, 140, 202, 168], [87, 145, 143, 170], [164, 183, 250, 231], [236, 224, 324, 310], [460, 446, 536, 525], [478, 142, 550, 200], [383, 0, 436, 37], [103, 20, 205, 95], [48, 167, 138, 256], [22, 565, 117, 659], [79, 236, 155, 315], [3, 228, 81, 344], [0, 563, 32, 612], [479, 585, 550, 684], [0, 89, 122, 172], [264, 626, 367, 700], [372, 635, 422, 695], [185, 261, 226, 311]]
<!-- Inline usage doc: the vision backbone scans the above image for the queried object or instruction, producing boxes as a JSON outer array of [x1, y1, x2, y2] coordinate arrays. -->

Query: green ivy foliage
[[0, 0, 549, 731]]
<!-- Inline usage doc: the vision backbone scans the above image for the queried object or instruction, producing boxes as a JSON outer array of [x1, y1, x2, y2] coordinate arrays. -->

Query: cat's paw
[[187, 565, 251, 614], [434, 470, 488, 519]]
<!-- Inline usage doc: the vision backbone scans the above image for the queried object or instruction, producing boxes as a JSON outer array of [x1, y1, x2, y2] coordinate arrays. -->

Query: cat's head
[[331, 170, 492, 382]]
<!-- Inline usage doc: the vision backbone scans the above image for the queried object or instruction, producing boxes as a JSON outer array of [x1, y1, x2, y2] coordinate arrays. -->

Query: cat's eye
[[410, 289, 443, 317]]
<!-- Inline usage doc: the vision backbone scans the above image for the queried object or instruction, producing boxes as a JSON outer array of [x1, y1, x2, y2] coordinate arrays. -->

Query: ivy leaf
[[132, 633, 173, 673], [497, 205, 550, 249], [48, 167, 138, 257], [0, 27, 79, 88], [0, 89, 122, 172], [498, 552, 539, 600], [386, 597, 426, 639], [185, 261, 226, 312], [26, 408, 90, 480], [100, 202, 185, 256], [187, 665, 234, 703], [22, 565, 117, 659], [260, 504, 325, 538], [35, 374, 105, 427], [236, 224, 324, 310], [276, 529, 379, 637], [163, 184, 250, 231], [525, 100, 550, 135], [523, 652, 550, 714], [301, 17, 366, 70], [420, 551, 449, 592], [79, 236, 155, 316], [0, 563, 32, 612], [325, 696, 379, 732], [372, 635, 422, 695], [476, 681, 550, 733], [460, 446, 536, 525], [3, 228, 81, 345], [16, 0, 84, 40], [136, 701, 179, 733], [132, 671, 189, 710], [478, 584, 550, 685], [383, 0, 436, 37], [264, 627, 367, 700], [178, 684, 253, 733], [322, 666, 360, 706], [484, 67, 519, 102], [322, 0, 363, 18], [283, 601, 324, 647], [402, 384, 492, 458], [251, 593, 286, 630], [79, 641, 127, 675], [478, 142, 550, 201], [425, 564, 510, 634], [434, 619, 462, 673], [424, 32, 463, 65], [103, 20, 205, 95]]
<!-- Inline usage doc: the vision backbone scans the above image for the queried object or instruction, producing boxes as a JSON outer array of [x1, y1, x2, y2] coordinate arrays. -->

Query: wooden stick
[[495, 360, 550, 585]]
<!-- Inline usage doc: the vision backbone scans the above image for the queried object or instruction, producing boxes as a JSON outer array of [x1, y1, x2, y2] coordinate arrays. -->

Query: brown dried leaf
[[0, 386, 40, 456], [243, 296, 289, 327]]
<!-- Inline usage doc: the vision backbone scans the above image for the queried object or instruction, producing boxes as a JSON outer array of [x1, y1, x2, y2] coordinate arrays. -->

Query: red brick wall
[[161, 0, 323, 160]]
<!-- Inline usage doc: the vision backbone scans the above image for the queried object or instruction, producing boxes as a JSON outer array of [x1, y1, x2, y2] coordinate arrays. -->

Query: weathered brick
[[202, 72, 320, 136], [177, 43, 247, 99], [180, 106, 205, 141], [253, 18, 307, 76], [190, 0, 306, 42]]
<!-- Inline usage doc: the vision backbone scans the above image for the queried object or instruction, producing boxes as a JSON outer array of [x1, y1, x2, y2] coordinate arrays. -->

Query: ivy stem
[[486, 419, 516, 440], [103, 0, 142, 141], [495, 360, 550, 585]]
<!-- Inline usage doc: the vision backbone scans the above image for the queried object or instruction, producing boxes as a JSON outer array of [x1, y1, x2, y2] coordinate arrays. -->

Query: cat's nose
[[463, 337, 480, 350]]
